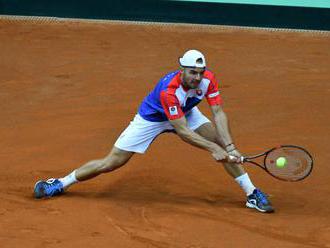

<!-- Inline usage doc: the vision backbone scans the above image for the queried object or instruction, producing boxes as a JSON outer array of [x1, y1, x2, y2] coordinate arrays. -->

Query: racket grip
[[228, 155, 244, 163]]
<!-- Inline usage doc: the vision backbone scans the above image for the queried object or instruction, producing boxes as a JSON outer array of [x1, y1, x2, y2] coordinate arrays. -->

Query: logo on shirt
[[196, 89, 202, 96], [169, 106, 178, 115]]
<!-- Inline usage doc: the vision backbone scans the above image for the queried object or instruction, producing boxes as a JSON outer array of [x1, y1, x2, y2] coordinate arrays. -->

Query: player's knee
[[98, 150, 131, 173]]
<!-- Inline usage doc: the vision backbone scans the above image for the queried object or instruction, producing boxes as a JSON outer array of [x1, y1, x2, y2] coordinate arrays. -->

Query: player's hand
[[227, 149, 243, 163], [211, 146, 229, 162], [228, 149, 241, 158]]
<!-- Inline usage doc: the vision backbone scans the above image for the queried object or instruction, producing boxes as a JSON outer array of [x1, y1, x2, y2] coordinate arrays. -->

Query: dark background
[[0, 0, 330, 30]]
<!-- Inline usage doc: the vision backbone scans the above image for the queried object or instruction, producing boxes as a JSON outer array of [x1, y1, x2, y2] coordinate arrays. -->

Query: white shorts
[[114, 107, 210, 153]]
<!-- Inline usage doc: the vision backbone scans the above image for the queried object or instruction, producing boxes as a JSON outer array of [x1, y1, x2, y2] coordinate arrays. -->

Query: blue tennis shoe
[[34, 178, 64, 199], [246, 189, 274, 213]]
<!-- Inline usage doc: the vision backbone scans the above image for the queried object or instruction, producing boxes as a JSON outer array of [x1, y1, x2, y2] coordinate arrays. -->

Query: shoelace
[[255, 190, 269, 205]]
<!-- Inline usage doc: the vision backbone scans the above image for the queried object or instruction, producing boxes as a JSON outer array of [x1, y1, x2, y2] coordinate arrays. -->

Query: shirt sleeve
[[205, 74, 223, 106], [160, 90, 184, 120]]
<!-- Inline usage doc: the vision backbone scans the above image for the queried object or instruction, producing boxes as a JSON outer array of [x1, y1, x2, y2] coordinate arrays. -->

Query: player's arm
[[205, 73, 240, 155], [160, 89, 227, 161], [170, 116, 217, 152], [169, 116, 228, 161], [210, 104, 240, 155]]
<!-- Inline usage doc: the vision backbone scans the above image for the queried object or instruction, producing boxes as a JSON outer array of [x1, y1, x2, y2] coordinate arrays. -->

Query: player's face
[[182, 67, 205, 89]]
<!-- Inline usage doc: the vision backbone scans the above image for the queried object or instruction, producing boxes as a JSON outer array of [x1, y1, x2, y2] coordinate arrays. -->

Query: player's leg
[[34, 114, 171, 199], [188, 108, 274, 213], [74, 147, 134, 181], [33, 147, 134, 199]]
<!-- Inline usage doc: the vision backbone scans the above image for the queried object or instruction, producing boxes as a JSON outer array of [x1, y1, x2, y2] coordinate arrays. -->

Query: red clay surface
[[1, 19, 330, 248]]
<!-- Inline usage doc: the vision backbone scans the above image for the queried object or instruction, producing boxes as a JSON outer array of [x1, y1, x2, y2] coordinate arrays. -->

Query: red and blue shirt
[[138, 70, 223, 122]]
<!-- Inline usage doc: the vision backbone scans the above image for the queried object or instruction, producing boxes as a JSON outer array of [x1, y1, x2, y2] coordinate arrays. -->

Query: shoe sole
[[246, 202, 274, 213]]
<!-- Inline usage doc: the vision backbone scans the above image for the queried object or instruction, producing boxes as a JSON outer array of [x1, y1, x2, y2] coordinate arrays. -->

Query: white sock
[[235, 173, 256, 196], [59, 170, 79, 189]]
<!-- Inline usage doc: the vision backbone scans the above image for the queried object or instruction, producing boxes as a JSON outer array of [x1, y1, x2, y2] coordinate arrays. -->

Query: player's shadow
[[64, 174, 329, 217], [66, 174, 243, 209]]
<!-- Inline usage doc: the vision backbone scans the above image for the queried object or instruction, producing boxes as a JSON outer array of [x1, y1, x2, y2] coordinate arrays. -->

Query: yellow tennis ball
[[276, 157, 287, 168]]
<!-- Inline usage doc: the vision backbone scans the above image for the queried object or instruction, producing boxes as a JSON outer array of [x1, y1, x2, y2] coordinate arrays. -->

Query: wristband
[[225, 143, 236, 152]]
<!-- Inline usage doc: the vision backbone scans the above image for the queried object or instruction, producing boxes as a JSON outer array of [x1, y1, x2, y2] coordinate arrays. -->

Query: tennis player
[[34, 49, 274, 213]]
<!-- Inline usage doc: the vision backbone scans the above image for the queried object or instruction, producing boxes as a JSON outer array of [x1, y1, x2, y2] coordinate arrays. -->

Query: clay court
[[1, 18, 330, 247]]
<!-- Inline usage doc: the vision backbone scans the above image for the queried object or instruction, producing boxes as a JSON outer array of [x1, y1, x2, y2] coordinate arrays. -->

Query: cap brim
[[179, 58, 205, 68]]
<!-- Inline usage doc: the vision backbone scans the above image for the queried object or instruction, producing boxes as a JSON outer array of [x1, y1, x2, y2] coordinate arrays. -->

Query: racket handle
[[228, 155, 244, 163]]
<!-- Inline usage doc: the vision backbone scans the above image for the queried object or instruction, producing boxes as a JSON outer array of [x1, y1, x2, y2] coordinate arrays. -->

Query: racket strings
[[265, 147, 313, 181]]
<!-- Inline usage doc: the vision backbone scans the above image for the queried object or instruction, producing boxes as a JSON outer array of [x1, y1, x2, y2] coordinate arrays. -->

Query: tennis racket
[[229, 145, 313, 182]]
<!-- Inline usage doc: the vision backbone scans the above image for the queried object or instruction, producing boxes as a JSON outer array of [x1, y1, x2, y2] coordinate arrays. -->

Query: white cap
[[179, 49, 206, 68]]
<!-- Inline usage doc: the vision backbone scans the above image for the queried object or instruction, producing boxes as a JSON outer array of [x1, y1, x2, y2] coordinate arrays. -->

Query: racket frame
[[242, 145, 313, 181]]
